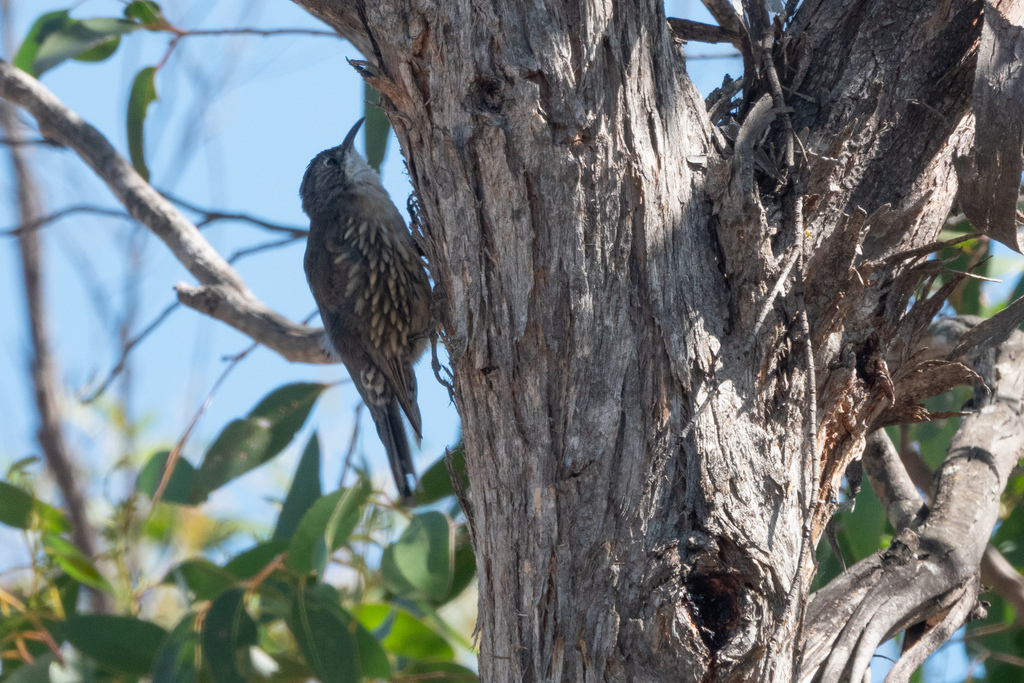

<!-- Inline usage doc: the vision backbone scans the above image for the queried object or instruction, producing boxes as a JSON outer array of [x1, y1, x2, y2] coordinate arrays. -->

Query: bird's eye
[[323, 156, 339, 167]]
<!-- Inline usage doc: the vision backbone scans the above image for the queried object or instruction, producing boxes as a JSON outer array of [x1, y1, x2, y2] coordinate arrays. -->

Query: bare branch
[[699, 0, 747, 36], [667, 17, 743, 46], [862, 430, 924, 531], [800, 324, 1024, 682], [0, 57, 328, 364], [1, 204, 135, 236], [946, 294, 1024, 361], [162, 191, 308, 237], [227, 235, 306, 263], [885, 575, 983, 682], [981, 546, 1024, 628], [151, 340, 259, 507], [0, 88, 104, 606], [81, 301, 181, 403], [0, 136, 62, 147], [897, 414, 1024, 629], [176, 28, 340, 39], [174, 283, 327, 363], [0, 58, 243, 288]]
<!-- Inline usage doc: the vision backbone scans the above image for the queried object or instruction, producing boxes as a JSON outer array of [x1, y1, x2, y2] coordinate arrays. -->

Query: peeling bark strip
[[289, 0, 1008, 680], [802, 323, 1024, 682], [955, 0, 1024, 253], [3, 0, 1022, 678]]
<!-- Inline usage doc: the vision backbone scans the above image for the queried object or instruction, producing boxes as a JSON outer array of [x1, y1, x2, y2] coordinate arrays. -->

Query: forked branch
[[0, 58, 330, 365]]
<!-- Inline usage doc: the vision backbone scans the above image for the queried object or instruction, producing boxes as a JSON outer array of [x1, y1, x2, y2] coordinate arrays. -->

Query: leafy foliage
[[1, 375, 475, 682]]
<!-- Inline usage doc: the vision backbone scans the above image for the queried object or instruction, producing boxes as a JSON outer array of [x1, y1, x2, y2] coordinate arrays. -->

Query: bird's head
[[300, 118, 379, 216]]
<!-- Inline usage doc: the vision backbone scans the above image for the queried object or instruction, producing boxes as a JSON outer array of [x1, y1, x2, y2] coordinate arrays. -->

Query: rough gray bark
[[3, 0, 1022, 679], [290, 0, 1018, 680]]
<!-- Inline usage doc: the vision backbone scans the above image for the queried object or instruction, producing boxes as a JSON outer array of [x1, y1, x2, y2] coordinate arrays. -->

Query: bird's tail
[[370, 398, 417, 505]]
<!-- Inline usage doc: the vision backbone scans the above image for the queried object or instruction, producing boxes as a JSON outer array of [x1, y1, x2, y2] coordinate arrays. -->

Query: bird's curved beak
[[341, 117, 365, 155]]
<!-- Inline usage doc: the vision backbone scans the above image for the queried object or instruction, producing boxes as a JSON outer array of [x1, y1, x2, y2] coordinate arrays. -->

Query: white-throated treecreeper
[[300, 118, 431, 504]]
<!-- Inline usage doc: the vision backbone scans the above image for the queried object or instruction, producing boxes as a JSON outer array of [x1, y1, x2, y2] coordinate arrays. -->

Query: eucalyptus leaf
[[136, 449, 195, 505], [64, 615, 167, 675], [273, 434, 322, 542], [127, 66, 159, 181], [202, 588, 257, 683], [381, 511, 454, 601], [152, 614, 199, 683], [32, 17, 138, 75], [189, 383, 327, 503]]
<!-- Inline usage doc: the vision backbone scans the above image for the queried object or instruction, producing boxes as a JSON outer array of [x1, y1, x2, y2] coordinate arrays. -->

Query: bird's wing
[[322, 214, 426, 435]]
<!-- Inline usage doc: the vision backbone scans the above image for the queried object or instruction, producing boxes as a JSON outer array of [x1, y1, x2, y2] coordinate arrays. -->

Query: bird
[[300, 118, 431, 504]]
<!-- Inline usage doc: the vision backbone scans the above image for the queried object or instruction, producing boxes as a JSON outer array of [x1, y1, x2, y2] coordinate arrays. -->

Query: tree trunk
[[3, 0, 1018, 674], [284, 0, 1020, 679]]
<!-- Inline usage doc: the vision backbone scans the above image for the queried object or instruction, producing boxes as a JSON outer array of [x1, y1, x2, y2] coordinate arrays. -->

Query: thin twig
[[174, 28, 340, 39], [0, 137, 62, 147], [227, 235, 305, 263], [1, 4, 107, 611], [161, 190, 308, 236], [81, 301, 181, 403], [667, 17, 743, 46], [151, 340, 259, 507], [339, 403, 363, 488], [1, 204, 134, 236]]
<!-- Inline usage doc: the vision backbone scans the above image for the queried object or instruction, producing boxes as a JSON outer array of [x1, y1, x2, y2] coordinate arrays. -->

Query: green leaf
[[43, 534, 113, 595], [993, 504, 1024, 567], [305, 585, 390, 679], [189, 383, 328, 503], [73, 36, 121, 62], [136, 449, 196, 505], [0, 481, 68, 532], [124, 1, 164, 27], [152, 613, 199, 683], [63, 614, 167, 675], [223, 541, 288, 580], [32, 18, 138, 75], [415, 444, 468, 505], [3, 653, 56, 683], [249, 383, 329, 458], [165, 559, 237, 601], [188, 419, 272, 504], [286, 585, 359, 683], [6, 455, 40, 478], [0, 480, 35, 529], [352, 618, 391, 679], [446, 539, 477, 605], [285, 481, 370, 577], [127, 66, 158, 182], [1012, 272, 1024, 331], [363, 83, 389, 172], [381, 609, 453, 662], [201, 588, 257, 683], [53, 573, 81, 619], [323, 480, 371, 561], [403, 661, 479, 682], [13, 10, 71, 74], [273, 434, 322, 542], [381, 511, 454, 601], [939, 238, 989, 316], [834, 475, 888, 564]]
